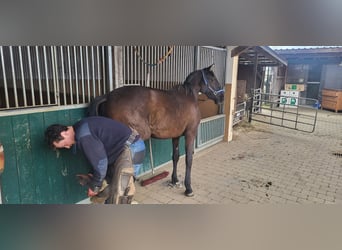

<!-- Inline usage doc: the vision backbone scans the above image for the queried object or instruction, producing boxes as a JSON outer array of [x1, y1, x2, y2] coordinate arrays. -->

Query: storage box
[[321, 89, 342, 112], [285, 84, 305, 91]]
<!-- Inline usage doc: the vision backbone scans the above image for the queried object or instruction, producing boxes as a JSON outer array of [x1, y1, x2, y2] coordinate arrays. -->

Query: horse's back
[[105, 85, 201, 139]]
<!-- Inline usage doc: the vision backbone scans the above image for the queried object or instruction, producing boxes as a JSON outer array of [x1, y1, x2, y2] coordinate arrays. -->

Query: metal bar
[[134, 46, 138, 86], [60, 46, 67, 105], [92, 46, 95, 97], [148, 138, 154, 175], [0, 46, 10, 108], [121, 46, 126, 87], [80, 46, 85, 103], [138, 46, 141, 86], [201, 46, 227, 51], [111, 46, 116, 90], [9, 46, 19, 107], [43, 46, 51, 105], [86, 47, 90, 101], [130, 46, 133, 86], [143, 46, 146, 86], [156, 46, 159, 88], [102, 46, 106, 93], [67, 46, 73, 104], [27, 46, 36, 106], [97, 46, 101, 95], [74, 46, 79, 103], [18, 46, 27, 107], [52, 46, 59, 106]]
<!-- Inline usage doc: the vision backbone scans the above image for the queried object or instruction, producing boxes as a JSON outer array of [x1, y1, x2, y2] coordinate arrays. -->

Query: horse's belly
[[150, 122, 186, 139]]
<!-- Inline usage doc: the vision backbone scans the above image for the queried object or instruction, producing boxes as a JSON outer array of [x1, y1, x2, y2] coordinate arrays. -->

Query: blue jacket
[[72, 116, 131, 186]]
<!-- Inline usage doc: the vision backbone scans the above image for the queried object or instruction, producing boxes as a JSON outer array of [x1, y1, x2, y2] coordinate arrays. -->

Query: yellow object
[[90, 180, 109, 204], [99, 179, 108, 192]]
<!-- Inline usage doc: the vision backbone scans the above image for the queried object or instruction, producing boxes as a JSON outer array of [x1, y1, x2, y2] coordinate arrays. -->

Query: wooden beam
[[223, 55, 239, 142], [255, 46, 287, 66], [231, 46, 251, 57], [223, 84, 232, 142]]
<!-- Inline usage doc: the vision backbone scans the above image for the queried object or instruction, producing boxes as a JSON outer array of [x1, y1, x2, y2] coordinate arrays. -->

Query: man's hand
[[87, 186, 100, 197], [87, 180, 108, 197]]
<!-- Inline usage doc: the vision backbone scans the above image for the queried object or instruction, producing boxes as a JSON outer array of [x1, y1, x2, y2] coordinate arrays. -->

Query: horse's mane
[[171, 70, 198, 96]]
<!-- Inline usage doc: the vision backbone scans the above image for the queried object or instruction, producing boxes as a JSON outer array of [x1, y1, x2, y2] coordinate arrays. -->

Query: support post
[[223, 54, 239, 142]]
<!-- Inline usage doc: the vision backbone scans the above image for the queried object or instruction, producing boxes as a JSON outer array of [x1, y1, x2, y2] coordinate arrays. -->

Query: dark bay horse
[[89, 65, 224, 197]]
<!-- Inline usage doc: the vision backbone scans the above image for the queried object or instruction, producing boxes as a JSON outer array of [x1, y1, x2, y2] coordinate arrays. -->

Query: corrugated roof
[[232, 46, 287, 67], [273, 46, 342, 53], [273, 46, 342, 64]]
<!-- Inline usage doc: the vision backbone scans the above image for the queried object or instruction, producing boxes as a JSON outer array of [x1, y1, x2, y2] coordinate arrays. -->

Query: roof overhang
[[231, 46, 288, 67], [274, 47, 342, 64]]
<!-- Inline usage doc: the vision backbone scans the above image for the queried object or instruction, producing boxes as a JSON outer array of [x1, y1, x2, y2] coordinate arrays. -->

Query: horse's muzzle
[[214, 92, 225, 104]]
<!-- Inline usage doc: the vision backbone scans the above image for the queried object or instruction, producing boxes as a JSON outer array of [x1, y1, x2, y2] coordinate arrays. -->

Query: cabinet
[[321, 89, 342, 112]]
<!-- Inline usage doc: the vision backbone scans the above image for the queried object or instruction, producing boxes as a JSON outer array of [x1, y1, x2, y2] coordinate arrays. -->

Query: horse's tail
[[87, 94, 107, 116]]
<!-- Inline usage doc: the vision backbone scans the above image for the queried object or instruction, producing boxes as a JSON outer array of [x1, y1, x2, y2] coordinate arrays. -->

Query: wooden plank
[[0, 116, 21, 203], [43, 111, 67, 203], [29, 113, 51, 203], [62, 108, 90, 203], [12, 115, 36, 203]]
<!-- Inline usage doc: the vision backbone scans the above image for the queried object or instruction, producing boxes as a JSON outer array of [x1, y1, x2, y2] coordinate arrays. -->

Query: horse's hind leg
[[170, 137, 181, 187]]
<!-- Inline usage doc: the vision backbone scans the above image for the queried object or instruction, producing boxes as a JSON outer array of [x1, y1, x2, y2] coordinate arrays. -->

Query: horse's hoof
[[185, 191, 194, 197], [168, 181, 182, 188]]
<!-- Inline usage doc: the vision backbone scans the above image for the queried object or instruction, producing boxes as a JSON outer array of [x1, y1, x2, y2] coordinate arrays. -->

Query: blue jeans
[[129, 139, 146, 176]]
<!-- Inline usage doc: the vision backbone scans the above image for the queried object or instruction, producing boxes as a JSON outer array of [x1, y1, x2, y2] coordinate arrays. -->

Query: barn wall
[[0, 107, 187, 204], [0, 108, 89, 203], [0, 45, 226, 204]]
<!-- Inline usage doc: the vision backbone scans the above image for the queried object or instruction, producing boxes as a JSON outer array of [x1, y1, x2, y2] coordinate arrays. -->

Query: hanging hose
[[132, 46, 174, 178], [0, 142, 4, 204], [0, 143, 4, 174]]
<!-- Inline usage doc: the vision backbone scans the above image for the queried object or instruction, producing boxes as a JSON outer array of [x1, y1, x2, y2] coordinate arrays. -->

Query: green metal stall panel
[[0, 108, 187, 204], [137, 137, 185, 177], [0, 108, 90, 204]]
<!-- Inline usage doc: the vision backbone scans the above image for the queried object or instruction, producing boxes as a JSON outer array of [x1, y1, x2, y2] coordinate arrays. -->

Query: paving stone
[[134, 110, 342, 204]]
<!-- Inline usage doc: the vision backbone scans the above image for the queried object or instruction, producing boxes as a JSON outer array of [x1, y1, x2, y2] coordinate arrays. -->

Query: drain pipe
[[0, 142, 4, 204]]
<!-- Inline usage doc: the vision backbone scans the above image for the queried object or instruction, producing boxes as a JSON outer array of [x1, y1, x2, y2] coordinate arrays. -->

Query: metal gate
[[122, 46, 226, 89], [250, 89, 318, 133], [122, 46, 227, 149], [0, 46, 107, 110]]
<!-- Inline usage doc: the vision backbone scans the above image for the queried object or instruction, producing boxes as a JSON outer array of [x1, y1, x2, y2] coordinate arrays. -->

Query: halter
[[201, 70, 224, 96]]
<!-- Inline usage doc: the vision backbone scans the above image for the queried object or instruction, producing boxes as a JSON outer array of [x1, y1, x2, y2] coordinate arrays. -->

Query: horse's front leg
[[170, 137, 181, 186], [184, 135, 195, 197]]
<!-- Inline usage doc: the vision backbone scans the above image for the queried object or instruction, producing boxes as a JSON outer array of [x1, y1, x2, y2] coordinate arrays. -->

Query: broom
[[140, 171, 169, 186]]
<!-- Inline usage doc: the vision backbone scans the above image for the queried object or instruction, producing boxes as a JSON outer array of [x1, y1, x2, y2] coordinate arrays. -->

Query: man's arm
[[79, 135, 108, 190]]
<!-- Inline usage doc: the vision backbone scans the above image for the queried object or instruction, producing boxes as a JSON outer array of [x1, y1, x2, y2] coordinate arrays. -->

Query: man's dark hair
[[45, 124, 68, 148]]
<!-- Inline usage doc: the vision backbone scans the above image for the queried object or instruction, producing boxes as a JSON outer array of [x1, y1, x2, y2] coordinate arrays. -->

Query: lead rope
[[146, 69, 155, 174], [133, 47, 174, 176], [0, 143, 4, 204]]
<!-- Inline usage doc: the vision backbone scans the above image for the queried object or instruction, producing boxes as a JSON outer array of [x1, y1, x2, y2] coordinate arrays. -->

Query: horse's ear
[[205, 64, 215, 71]]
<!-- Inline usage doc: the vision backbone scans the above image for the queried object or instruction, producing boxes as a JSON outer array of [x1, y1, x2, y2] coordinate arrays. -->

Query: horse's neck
[[184, 80, 201, 99]]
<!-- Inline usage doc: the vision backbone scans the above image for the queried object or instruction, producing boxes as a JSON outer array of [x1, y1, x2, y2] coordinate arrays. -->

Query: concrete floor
[[133, 109, 342, 204]]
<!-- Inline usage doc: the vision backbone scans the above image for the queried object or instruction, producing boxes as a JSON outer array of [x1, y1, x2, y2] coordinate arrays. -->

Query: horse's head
[[199, 65, 224, 104]]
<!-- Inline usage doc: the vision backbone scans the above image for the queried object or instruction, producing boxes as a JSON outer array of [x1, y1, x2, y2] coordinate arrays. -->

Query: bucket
[[313, 101, 320, 109]]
